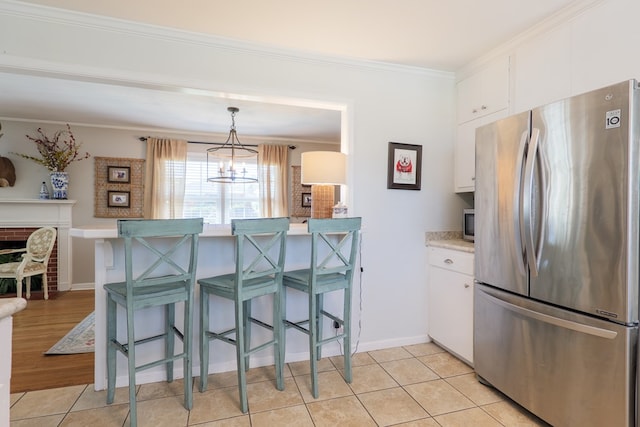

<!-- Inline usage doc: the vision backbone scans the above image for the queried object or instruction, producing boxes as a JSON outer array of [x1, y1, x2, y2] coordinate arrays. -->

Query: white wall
[[0, 3, 462, 350]]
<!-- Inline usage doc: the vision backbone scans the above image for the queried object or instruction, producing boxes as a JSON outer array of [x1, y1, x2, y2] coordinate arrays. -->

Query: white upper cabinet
[[570, 0, 640, 95], [512, 0, 640, 111], [455, 109, 508, 192], [455, 55, 510, 192], [513, 25, 572, 113], [457, 56, 509, 124]]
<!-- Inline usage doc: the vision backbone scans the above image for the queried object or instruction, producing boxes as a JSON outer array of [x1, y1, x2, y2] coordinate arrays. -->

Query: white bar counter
[[71, 223, 343, 390]]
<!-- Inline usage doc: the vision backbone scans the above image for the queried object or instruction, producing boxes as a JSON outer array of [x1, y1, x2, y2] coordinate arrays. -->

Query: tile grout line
[[10, 344, 544, 426]]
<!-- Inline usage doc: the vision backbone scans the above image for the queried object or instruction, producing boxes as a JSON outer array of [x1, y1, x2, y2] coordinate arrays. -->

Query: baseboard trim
[[70, 282, 95, 291]]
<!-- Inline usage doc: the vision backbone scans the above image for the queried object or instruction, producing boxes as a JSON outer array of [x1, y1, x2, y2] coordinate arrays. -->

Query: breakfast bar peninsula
[[71, 222, 344, 390]]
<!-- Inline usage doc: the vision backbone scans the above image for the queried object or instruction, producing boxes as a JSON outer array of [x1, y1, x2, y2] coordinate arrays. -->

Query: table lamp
[[301, 151, 346, 219]]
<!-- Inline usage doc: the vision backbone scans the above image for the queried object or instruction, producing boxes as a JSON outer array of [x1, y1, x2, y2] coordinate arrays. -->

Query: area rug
[[44, 311, 95, 355]]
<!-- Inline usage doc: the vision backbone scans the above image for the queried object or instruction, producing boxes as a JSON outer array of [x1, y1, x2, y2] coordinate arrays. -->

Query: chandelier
[[207, 107, 258, 183]]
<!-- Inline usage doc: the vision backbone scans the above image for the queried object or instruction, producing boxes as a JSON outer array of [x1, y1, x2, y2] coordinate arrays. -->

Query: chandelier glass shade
[[207, 107, 258, 183]]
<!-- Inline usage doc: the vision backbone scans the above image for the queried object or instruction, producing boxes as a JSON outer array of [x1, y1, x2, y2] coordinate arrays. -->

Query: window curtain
[[143, 138, 188, 219], [258, 144, 288, 217]]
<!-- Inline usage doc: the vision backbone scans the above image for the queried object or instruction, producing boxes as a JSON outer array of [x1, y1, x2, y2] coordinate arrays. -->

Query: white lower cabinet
[[428, 246, 474, 365]]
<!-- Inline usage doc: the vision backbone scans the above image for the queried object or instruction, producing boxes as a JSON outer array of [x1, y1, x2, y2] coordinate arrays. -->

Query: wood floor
[[11, 290, 95, 393]]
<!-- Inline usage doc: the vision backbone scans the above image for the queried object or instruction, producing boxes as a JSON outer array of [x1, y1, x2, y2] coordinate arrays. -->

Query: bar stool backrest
[[118, 218, 203, 292], [231, 217, 290, 297], [308, 217, 361, 292]]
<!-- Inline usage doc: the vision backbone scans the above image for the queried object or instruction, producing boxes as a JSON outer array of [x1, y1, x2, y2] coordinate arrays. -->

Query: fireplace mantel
[[0, 199, 75, 292]]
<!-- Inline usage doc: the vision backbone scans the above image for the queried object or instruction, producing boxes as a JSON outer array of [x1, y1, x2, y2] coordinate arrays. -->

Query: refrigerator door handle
[[522, 127, 540, 277], [481, 288, 618, 339], [514, 130, 529, 277]]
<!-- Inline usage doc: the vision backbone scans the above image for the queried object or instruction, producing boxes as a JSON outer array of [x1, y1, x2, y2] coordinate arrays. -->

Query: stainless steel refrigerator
[[474, 79, 639, 427]]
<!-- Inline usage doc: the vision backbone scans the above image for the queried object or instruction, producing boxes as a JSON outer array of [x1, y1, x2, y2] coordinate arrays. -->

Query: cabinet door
[[513, 25, 571, 113], [455, 109, 508, 193], [428, 266, 474, 364], [570, 0, 640, 96], [457, 56, 509, 124]]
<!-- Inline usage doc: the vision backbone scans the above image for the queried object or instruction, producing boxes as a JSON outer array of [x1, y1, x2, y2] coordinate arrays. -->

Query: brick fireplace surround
[[0, 227, 58, 298], [0, 199, 75, 299]]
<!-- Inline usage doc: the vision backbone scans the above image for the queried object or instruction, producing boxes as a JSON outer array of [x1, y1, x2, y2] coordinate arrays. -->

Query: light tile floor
[[10, 343, 550, 426]]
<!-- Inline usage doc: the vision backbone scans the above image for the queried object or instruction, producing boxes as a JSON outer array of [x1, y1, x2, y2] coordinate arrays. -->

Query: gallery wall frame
[[107, 190, 130, 208], [301, 192, 312, 207], [94, 156, 144, 218], [387, 142, 422, 190], [107, 166, 130, 183], [291, 165, 312, 217]]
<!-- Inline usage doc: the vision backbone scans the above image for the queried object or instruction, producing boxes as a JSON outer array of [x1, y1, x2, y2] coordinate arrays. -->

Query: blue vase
[[39, 181, 50, 199], [50, 171, 69, 199]]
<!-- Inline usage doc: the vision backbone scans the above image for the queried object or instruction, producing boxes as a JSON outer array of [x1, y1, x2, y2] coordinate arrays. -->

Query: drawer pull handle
[[464, 283, 470, 288], [444, 258, 453, 264]]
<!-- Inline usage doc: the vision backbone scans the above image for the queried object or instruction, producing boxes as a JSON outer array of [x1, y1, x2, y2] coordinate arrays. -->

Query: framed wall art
[[108, 191, 130, 208], [94, 156, 145, 218], [387, 142, 422, 190], [107, 166, 130, 183], [291, 165, 312, 217], [301, 192, 312, 207]]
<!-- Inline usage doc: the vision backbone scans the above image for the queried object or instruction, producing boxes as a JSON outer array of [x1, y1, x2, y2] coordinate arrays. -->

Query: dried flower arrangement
[[13, 124, 90, 172]]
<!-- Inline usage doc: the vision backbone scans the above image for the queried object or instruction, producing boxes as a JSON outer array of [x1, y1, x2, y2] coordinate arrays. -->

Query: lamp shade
[[301, 151, 347, 185]]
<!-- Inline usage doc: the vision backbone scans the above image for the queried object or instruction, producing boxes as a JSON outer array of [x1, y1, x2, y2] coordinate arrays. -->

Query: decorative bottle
[[39, 181, 50, 199]]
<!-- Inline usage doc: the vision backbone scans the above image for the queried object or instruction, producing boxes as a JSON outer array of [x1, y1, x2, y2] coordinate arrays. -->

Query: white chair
[[0, 227, 57, 300]]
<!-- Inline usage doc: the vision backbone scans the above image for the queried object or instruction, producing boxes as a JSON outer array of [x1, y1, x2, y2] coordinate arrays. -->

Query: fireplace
[[0, 199, 75, 299], [0, 229, 58, 298]]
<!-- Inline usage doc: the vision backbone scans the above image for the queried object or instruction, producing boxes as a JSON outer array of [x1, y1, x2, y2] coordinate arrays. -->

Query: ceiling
[[1, 0, 588, 141]]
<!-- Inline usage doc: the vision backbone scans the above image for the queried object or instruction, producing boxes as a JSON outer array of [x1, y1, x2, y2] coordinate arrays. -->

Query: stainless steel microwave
[[463, 209, 474, 241]]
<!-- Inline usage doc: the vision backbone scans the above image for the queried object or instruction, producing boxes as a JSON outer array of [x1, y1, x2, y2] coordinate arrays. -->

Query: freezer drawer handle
[[482, 289, 618, 339]]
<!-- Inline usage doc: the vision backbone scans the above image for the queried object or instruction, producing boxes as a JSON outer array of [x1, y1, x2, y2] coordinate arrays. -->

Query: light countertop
[[427, 239, 474, 253], [71, 222, 309, 239]]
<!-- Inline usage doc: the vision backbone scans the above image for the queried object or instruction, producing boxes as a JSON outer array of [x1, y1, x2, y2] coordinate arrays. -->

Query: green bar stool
[[104, 218, 203, 427], [198, 217, 290, 413], [281, 217, 361, 398]]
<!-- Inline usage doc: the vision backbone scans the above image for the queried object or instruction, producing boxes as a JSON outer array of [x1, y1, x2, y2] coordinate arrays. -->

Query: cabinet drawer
[[429, 247, 474, 275]]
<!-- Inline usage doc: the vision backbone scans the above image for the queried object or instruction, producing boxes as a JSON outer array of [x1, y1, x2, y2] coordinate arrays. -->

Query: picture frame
[[107, 166, 130, 183], [387, 142, 422, 190], [107, 191, 130, 208], [301, 192, 312, 208]]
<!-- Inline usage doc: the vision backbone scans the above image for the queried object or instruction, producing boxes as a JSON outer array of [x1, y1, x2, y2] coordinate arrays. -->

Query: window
[[182, 152, 259, 224]]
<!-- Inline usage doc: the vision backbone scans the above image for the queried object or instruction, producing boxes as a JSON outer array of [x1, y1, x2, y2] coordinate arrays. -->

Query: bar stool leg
[[126, 305, 138, 427], [235, 301, 249, 413], [309, 292, 319, 398], [199, 289, 210, 392], [106, 295, 117, 404], [183, 295, 193, 409], [165, 304, 175, 382]]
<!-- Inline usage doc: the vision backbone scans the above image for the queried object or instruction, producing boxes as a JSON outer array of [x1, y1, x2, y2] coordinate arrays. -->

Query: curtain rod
[[138, 137, 296, 150]]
